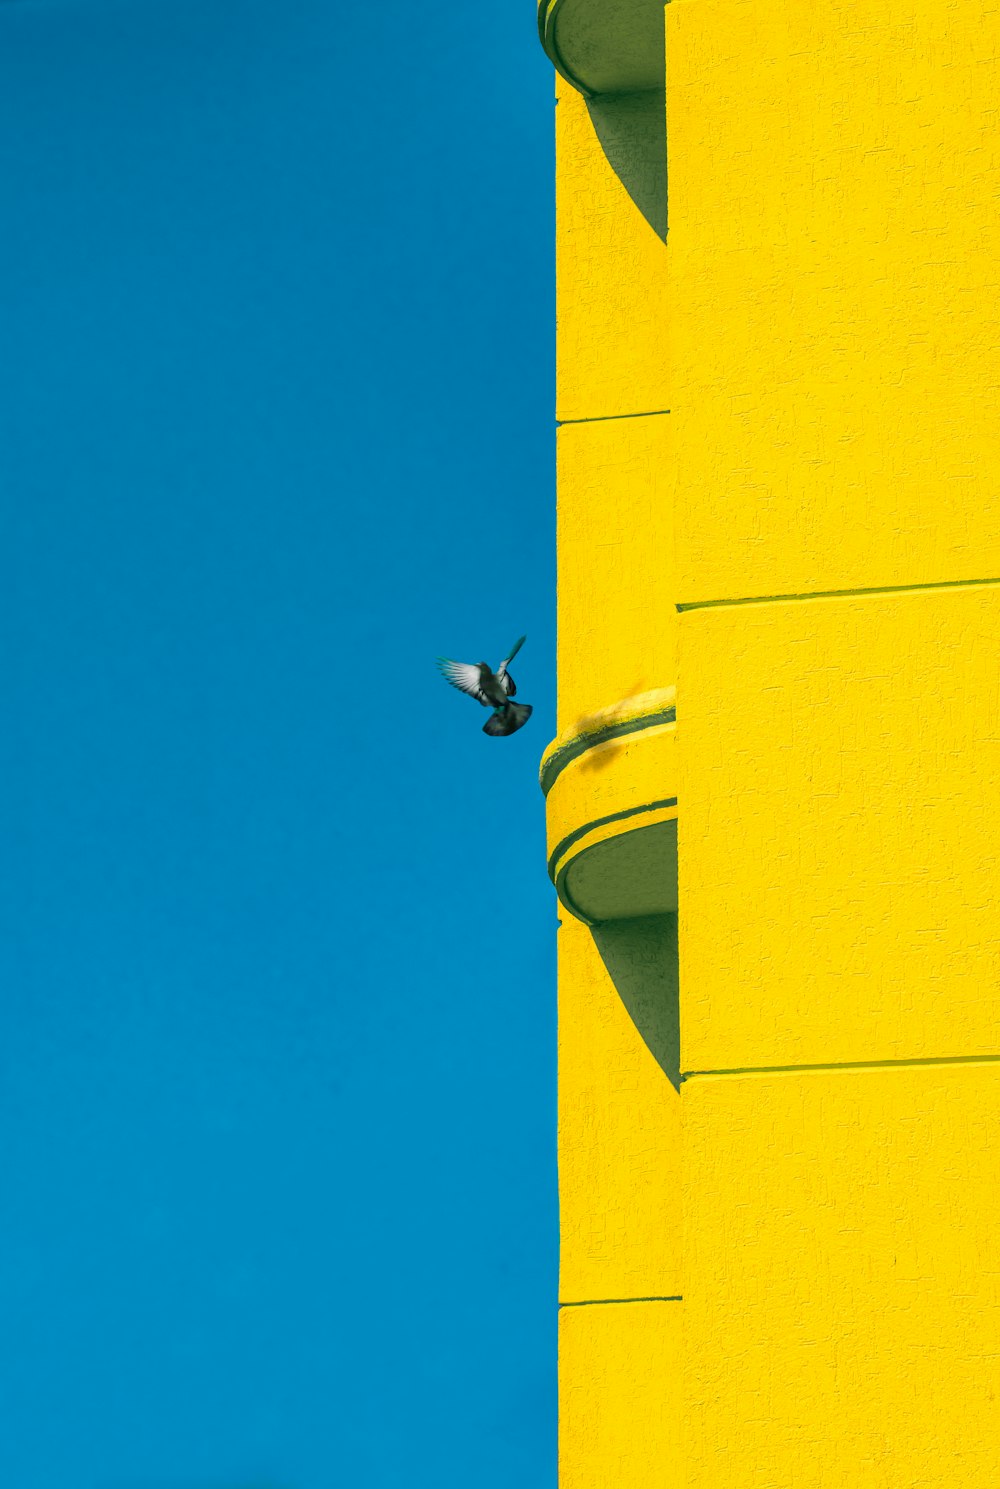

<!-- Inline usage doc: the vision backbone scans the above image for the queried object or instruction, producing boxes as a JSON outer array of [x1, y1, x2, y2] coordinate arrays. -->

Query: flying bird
[[437, 635, 534, 736]]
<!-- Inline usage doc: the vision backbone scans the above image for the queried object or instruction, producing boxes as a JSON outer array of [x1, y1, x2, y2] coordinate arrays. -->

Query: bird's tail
[[483, 701, 533, 737]]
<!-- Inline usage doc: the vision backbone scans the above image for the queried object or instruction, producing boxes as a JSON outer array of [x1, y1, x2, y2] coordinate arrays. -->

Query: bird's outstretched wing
[[437, 658, 489, 705], [496, 635, 526, 697]]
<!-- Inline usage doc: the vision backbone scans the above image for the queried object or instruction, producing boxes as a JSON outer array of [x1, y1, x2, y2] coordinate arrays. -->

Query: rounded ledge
[[540, 686, 675, 797], [553, 809, 678, 926], [542, 688, 678, 925], [538, 0, 666, 98]]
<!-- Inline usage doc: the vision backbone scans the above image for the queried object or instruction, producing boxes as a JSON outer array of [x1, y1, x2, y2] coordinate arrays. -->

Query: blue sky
[[0, 2, 556, 1485]]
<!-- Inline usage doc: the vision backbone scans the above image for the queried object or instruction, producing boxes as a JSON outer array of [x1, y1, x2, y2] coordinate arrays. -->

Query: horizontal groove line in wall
[[556, 409, 671, 426], [683, 1052, 1000, 1081], [559, 1296, 682, 1308], [677, 574, 1000, 613]]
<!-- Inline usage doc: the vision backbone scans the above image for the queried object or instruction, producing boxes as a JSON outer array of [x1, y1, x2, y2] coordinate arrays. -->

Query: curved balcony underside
[[542, 689, 677, 925], [538, 0, 665, 97]]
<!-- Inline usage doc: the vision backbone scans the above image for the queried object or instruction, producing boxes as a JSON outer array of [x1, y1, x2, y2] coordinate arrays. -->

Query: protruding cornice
[[541, 688, 677, 924], [540, 686, 675, 797], [537, 0, 666, 98]]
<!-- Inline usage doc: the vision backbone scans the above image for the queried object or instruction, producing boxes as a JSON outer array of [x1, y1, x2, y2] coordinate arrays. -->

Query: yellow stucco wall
[[556, 80, 669, 422], [560, 1300, 682, 1489], [685, 1064, 1000, 1487], [549, 0, 1000, 1483], [556, 415, 674, 738], [680, 583, 1000, 1072], [559, 912, 680, 1304], [552, 44, 680, 1483], [668, 0, 1000, 603]]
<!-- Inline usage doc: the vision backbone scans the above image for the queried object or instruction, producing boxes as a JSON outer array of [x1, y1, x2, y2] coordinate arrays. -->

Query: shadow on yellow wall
[[570, 678, 650, 774], [586, 89, 667, 241], [591, 913, 679, 1090]]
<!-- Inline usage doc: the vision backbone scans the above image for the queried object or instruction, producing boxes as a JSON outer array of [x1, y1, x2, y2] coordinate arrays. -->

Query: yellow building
[[538, 1, 1000, 1483]]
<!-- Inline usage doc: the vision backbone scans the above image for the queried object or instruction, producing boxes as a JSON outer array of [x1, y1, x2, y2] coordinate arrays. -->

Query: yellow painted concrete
[[542, 686, 675, 794], [560, 1301, 682, 1489], [546, 720, 676, 867], [555, 82, 669, 423], [667, 0, 1000, 603], [557, 414, 674, 735], [558, 913, 680, 1303], [549, 0, 1000, 1482], [684, 1062, 1000, 1488], [679, 583, 1000, 1072]]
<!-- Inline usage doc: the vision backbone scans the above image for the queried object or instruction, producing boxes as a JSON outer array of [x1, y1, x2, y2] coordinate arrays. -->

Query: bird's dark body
[[477, 663, 510, 711]]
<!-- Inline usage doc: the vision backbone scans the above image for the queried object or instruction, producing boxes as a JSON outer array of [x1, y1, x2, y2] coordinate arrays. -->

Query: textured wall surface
[[560, 1300, 682, 1489], [668, 0, 1000, 602], [559, 913, 680, 1303], [679, 583, 1000, 1070], [557, 414, 673, 737], [553, 41, 679, 1487], [556, 0, 1000, 1483], [556, 79, 669, 422], [667, 2, 1000, 1483], [685, 1065, 1000, 1488]]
